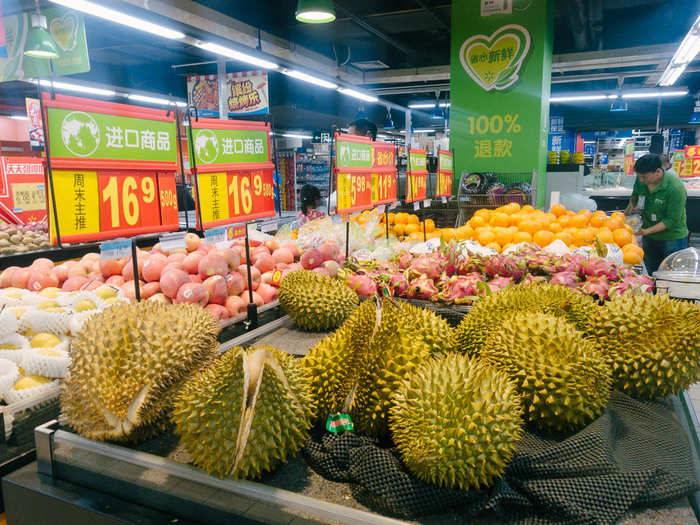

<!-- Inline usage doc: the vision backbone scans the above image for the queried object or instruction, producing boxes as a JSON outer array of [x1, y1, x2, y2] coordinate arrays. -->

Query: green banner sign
[[337, 139, 372, 169], [439, 151, 453, 171], [450, 1, 553, 206], [191, 128, 269, 165], [47, 107, 177, 163], [409, 150, 427, 171], [0, 7, 90, 82]]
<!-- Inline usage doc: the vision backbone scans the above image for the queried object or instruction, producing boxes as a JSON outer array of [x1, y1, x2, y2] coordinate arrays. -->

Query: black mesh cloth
[[302, 392, 699, 524]]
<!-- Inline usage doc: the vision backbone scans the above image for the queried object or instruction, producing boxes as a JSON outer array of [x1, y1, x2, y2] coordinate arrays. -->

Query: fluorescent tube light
[[196, 42, 278, 69], [36, 79, 116, 97], [337, 87, 378, 102], [283, 69, 337, 89], [9, 115, 28, 120], [622, 90, 688, 98], [659, 15, 700, 86], [408, 102, 450, 108], [128, 94, 187, 107], [48, 0, 184, 39], [399, 129, 436, 134], [282, 133, 312, 139], [550, 95, 609, 102]]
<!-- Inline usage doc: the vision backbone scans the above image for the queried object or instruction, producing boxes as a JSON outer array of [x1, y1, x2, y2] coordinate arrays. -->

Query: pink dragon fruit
[[389, 273, 409, 297], [397, 252, 413, 270], [525, 252, 555, 275], [409, 254, 443, 281], [437, 273, 482, 304], [346, 273, 378, 297], [407, 276, 438, 301], [580, 276, 610, 300], [520, 274, 548, 285], [608, 275, 654, 296], [483, 255, 527, 281], [556, 253, 587, 276], [549, 271, 580, 289], [581, 257, 619, 281], [486, 276, 512, 293], [458, 256, 485, 275]]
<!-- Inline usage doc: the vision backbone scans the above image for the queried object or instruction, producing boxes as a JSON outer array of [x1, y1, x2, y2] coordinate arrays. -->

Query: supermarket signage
[[189, 118, 275, 229], [335, 133, 373, 213], [337, 138, 373, 169], [313, 130, 332, 143], [459, 24, 531, 92], [450, 0, 553, 207], [406, 148, 428, 203], [186, 71, 269, 117], [624, 140, 635, 176], [0, 156, 46, 225], [100, 238, 131, 260], [436, 150, 454, 198], [43, 93, 180, 244], [683, 146, 700, 177], [371, 141, 397, 206]]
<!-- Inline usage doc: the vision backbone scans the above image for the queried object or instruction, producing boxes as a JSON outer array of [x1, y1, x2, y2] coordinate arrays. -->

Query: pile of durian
[[58, 274, 700, 498], [0, 285, 128, 405]]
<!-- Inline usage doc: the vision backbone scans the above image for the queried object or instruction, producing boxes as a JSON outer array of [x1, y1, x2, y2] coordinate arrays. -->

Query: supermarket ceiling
[[1, 0, 699, 131]]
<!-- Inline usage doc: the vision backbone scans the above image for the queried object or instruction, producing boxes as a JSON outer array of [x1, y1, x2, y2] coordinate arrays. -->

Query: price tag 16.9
[[100, 238, 131, 261]]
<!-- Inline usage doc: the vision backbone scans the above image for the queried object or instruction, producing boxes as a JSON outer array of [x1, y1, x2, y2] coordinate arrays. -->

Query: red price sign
[[337, 172, 372, 213], [436, 150, 453, 198], [99, 173, 161, 233], [372, 172, 396, 205], [407, 172, 428, 202]]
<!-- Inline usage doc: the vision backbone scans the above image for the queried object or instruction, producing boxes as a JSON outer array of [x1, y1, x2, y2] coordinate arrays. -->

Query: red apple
[[183, 252, 205, 274], [204, 303, 230, 321], [238, 265, 261, 291], [160, 269, 190, 299], [175, 282, 209, 306], [142, 254, 169, 283], [185, 232, 201, 252], [225, 295, 246, 316], [202, 275, 227, 305], [225, 272, 246, 296], [198, 253, 228, 280]]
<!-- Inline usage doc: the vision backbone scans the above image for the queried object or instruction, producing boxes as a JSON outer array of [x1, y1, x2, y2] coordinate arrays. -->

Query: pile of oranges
[[384, 212, 437, 242], [457, 203, 643, 264]]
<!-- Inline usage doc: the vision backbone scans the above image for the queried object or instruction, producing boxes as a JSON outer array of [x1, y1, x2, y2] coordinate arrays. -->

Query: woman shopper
[[297, 184, 326, 226], [624, 153, 688, 275]]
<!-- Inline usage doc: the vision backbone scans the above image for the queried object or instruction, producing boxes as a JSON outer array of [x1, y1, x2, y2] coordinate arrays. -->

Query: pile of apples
[[0, 233, 345, 322]]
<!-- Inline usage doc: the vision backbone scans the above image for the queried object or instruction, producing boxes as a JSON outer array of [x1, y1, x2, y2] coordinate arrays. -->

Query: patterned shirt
[[297, 208, 325, 226]]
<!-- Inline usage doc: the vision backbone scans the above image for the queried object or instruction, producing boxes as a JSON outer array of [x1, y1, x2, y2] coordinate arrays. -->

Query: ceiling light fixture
[[659, 15, 700, 86], [282, 69, 337, 89], [48, 0, 185, 39], [337, 87, 378, 103], [408, 102, 450, 109], [196, 42, 279, 69], [550, 95, 609, 102], [24, 1, 59, 59], [9, 115, 29, 120], [128, 94, 187, 107], [622, 90, 689, 98], [282, 133, 312, 140], [35, 79, 116, 97], [295, 0, 336, 23]]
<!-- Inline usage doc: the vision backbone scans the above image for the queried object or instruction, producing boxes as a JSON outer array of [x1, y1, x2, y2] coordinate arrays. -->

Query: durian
[[304, 298, 449, 437], [173, 346, 314, 479], [455, 284, 597, 357], [482, 313, 612, 432], [585, 294, 700, 399], [61, 302, 220, 441], [390, 353, 522, 490], [278, 270, 359, 331]]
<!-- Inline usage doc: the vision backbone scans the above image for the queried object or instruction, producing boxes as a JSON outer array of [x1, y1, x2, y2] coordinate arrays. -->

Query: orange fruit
[[394, 213, 408, 224], [424, 218, 436, 233], [574, 228, 595, 246], [456, 225, 474, 240], [486, 242, 502, 252], [622, 244, 644, 264], [606, 216, 625, 230], [521, 205, 535, 213], [404, 223, 420, 235], [508, 225, 519, 233], [547, 222, 563, 234], [623, 223, 634, 234], [474, 208, 490, 217], [441, 228, 457, 241], [557, 215, 571, 227], [554, 231, 573, 246], [495, 228, 513, 246], [518, 220, 540, 235], [490, 212, 511, 227], [613, 228, 634, 247], [469, 215, 487, 229], [393, 224, 405, 236], [477, 229, 497, 246], [550, 203, 567, 217], [407, 214, 419, 225], [596, 227, 614, 244], [513, 231, 532, 244], [387, 212, 396, 224], [610, 211, 625, 222], [569, 214, 589, 228], [543, 212, 557, 223], [503, 202, 520, 215], [408, 232, 423, 242], [590, 213, 607, 228], [533, 230, 555, 247]]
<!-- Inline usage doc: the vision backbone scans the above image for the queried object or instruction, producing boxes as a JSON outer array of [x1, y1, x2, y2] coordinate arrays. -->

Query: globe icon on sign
[[61, 111, 100, 157], [195, 129, 219, 164]]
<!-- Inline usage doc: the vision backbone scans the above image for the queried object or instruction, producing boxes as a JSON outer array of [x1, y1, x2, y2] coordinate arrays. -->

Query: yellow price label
[[49, 170, 100, 241], [198, 172, 229, 223]]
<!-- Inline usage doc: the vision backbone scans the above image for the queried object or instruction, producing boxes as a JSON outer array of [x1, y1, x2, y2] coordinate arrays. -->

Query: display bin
[[456, 171, 536, 226], [4, 317, 700, 525]]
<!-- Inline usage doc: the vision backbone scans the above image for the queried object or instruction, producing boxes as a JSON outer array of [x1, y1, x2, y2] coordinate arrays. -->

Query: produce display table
[[3, 318, 700, 525]]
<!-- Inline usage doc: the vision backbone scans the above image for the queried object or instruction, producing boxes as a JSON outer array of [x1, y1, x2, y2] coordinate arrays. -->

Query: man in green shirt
[[624, 154, 688, 275]]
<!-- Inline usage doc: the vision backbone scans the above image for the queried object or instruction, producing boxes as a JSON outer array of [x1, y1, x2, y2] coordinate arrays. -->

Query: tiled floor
[[688, 383, 700, 423]]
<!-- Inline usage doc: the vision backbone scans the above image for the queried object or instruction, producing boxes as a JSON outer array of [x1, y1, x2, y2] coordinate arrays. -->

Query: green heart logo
[[460, 24, 531, 91], [50, 13, 78, 52]]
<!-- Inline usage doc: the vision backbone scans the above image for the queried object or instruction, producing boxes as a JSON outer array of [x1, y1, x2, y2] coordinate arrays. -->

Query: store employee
[[624, 153, 688, 275]]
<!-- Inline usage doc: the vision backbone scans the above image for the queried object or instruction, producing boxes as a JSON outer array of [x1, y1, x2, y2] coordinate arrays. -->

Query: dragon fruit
[[580, 276, 610, 300], [409, 254, 443, 280], [487, 276, 512, 293], [346, 273, 378, 297], [525, 253, 555, 275], [520, 274, 548, 286], [407, 276, 438, 301], [608, 275, 654, 296], [581, 257, 619, 281], [436, 273, 483, 304], [555, 253, 587, 276], [549, 271, 580, 289], [458, 256, 485, 275], [389, 273, 409, 297], [483, 255, 527, 281]]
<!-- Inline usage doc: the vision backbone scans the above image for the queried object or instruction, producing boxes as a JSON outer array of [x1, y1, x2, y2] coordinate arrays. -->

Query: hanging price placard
[[190, 117, 275, 229], [436, 150, 454, 198], [43, 93, 180, 244], [335, 133, 374, 214], [406, 149, 428, 203], [371, 141, 397, 205]]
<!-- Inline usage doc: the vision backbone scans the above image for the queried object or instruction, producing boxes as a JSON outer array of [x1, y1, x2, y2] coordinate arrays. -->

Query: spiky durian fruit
[[278, 270, 359, 331], [398, 301, 456, 353], [173, 346, 314, 479], [61, 302, 219, 442], [455, 284, 597, 357], [303, 298, 442, 438], [585, 294, 700, 399], [390, 353, 522, 490], [482, 313, 611, 432]]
